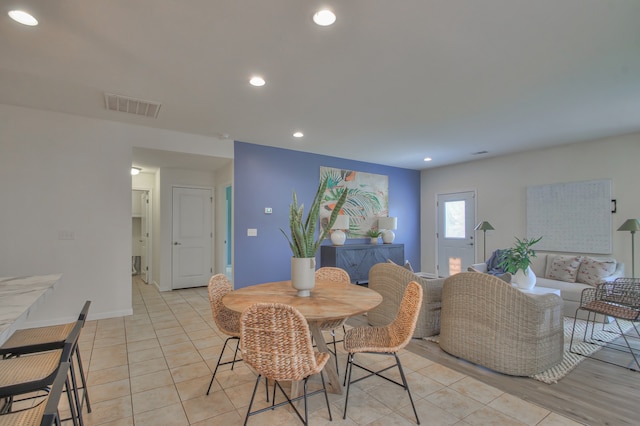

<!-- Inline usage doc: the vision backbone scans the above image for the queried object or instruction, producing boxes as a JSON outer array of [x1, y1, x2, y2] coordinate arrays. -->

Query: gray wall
[[420, 132, 640, 276]]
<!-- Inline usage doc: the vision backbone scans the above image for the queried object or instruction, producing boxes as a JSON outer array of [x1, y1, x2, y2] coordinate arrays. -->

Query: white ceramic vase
[[370, 237, 379, 244], [514, 266, 536, 290], [291, 257, 316, 297]]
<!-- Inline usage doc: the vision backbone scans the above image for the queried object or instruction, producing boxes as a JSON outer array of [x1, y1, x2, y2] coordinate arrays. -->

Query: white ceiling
[[2, 1, 640, 171]]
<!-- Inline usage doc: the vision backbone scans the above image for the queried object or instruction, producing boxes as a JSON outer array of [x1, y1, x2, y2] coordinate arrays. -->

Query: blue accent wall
[[233, 141, 421, 288]]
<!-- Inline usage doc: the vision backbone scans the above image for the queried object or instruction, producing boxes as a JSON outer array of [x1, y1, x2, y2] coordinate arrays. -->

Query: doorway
[[132, 189, 152, 284], [172, 186, 213, 289], [436, 191, 476, 277]]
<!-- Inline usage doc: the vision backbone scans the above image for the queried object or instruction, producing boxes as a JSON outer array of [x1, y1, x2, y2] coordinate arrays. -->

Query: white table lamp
[[330, 215, 349, 246], [378, 217, 397, 244]]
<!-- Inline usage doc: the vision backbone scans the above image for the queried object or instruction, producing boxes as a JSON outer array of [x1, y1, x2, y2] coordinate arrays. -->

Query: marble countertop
[[0, 274, 61, 344]]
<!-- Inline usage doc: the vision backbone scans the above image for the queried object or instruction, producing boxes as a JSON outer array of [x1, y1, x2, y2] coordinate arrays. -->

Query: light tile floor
[[74, 277, 584, 425]]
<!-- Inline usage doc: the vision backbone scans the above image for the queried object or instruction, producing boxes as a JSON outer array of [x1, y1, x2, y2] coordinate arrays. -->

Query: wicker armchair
[[240, 303, 332, 425], [206, 274, 242, 395], [343, 281, 423, 424], [569, 278, 640, 371], [440, 272, 563, 376], [315, 267, 350, 371], [367, 262, 445, 337]]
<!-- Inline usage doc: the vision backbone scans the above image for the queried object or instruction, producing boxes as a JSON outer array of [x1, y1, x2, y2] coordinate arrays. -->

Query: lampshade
[[378, 217, 397, 244], [331, 215, 349, 230], [617, 219, 640, 232], [474, 221, 495, 231], [378, 217, 397, 231]]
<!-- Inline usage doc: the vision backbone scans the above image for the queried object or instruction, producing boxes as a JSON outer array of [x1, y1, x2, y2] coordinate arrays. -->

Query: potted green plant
[[367, 229, 382, 244], [281, 177, 347, 296], [499, 236, 542, 290]]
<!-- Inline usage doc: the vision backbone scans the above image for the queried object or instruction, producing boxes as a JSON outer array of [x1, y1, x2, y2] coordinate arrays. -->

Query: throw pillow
[[546, 255, 582, 283], [577, 257, 617, 286]]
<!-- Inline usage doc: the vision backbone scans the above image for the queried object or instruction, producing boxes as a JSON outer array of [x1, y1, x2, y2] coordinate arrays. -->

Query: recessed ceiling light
[[249, 76, 266, 87], [424, 157, 432, 162], [313, 9, 336, 26], [8, 10, 38, 26], [293, 132, 304, 138], [131, 167, 142, 176]]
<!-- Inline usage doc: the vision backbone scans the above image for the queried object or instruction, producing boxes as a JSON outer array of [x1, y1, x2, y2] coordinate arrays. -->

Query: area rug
[[424, 317, 634, 384]]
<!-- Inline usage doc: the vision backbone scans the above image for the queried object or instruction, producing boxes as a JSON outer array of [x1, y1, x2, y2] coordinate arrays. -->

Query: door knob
[[174, 242, 181, 245]]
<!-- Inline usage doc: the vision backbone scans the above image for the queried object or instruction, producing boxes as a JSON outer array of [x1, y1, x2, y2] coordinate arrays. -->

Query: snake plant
[[282, 177, 348, 258]]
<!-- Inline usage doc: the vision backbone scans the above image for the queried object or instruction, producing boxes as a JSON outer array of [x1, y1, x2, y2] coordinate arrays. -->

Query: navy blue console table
[[320, 244, 405, 285]]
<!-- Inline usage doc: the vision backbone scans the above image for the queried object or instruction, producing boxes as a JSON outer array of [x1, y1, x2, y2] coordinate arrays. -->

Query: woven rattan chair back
[[206, 274, 244, 396], [241, 303, 326, 382], [315, 267, 350, 284], [314, 267, 351, 372], [342, 281, 423, 424], [240, 303, 332, 425], [208, 274, 241, 337], [386, 280, 423, 351]]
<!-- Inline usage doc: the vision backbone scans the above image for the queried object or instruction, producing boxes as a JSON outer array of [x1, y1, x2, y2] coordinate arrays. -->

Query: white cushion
[[577, 257, 617, 286]]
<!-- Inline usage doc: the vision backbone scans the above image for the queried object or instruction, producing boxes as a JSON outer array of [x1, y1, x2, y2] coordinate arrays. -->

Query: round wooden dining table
[[222, 280, 382, 395]]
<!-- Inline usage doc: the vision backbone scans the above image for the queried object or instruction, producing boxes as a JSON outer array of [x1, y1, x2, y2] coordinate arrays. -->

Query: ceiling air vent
[[104, 93, 161, 118]]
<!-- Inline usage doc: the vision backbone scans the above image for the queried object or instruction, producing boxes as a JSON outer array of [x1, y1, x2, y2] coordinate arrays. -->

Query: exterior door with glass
[[437, 191, 476, 277]]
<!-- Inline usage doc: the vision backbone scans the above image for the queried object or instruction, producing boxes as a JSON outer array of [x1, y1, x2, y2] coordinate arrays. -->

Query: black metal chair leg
[[243, 375, 262, 426], [395, 353, 420, 424]]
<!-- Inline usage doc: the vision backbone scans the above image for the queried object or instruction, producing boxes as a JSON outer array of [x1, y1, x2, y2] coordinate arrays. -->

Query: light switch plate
[[247, 228, 258, 237], [264, 207, 272, 214]]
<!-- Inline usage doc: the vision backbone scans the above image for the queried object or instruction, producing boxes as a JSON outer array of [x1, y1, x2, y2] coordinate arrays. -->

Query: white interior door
[[140, 191, 150, 284], [437, 191, 476, 277], [172, 187, 213, 289]]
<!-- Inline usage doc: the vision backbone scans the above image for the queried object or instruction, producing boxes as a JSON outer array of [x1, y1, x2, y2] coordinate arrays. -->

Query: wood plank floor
[[408, 335, 639, 426], [349, 314, 640, 425]]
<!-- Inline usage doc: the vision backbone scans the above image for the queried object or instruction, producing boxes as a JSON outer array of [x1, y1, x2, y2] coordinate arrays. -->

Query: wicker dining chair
[[315, 267, 351, 371], [206, 274, 243, 395], [569, 277, 640, 371], [240, 303, 332, 426], [0, 361, 70, 426], [342, 281, 423, 424]]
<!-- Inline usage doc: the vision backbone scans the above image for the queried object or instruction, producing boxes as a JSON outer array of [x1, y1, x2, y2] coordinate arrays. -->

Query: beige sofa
[[472, 253, 624, 318], [440, 272, 564, 376], [367, 262, 446, 337]]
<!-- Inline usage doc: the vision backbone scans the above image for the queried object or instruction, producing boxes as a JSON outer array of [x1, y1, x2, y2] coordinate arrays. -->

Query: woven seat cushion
[[0, 397, 48, 426], [0, 349, 62, 397], [0, 322, 75, 354]]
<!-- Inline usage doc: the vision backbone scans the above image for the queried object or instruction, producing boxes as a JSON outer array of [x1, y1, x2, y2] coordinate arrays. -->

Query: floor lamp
[[617, 219, 640, 278], [474, 221, 495, 261]]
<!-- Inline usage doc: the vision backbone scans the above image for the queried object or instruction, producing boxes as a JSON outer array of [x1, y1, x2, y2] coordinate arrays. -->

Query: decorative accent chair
[[367, 262, 445, 337], [240, 303, 332, 426], [315, 267, 351, 371], [342, 281, 423, 424], [440, 272, 563, 376], [569, 277, 640, 371]]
